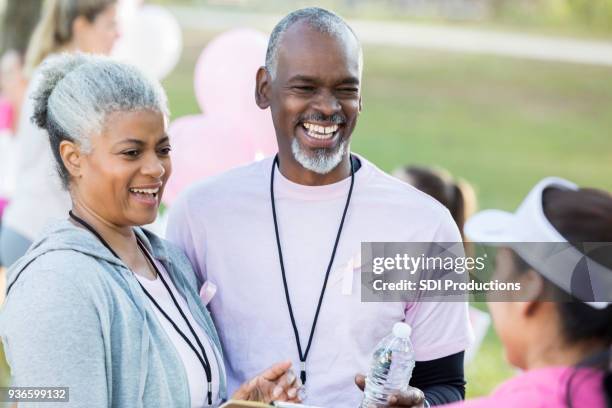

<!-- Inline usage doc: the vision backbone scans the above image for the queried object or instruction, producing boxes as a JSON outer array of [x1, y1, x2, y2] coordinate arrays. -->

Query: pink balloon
[[164, 29, 280, 205], [194, 29, 277, 156], [231, 108, 278, 159], [163, 115, 257, 206], [195, 28, 267, 116]]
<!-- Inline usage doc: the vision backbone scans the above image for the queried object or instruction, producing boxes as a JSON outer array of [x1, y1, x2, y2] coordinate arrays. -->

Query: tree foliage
[[490, 0, 612, 34]]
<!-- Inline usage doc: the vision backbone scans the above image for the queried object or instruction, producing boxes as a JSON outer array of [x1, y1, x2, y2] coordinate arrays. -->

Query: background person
[[444, 177, 612, 407], [0, 53, 301, 407], [392, 165, 477, 242], [0, 0, 43, 267], [0, 0, 119, 268], [0, 0, 42, 133], [392, 165, 490, 365]]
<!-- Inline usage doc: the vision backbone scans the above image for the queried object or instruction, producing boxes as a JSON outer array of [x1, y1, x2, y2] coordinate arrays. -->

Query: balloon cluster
[[162, 29, 278, 206], [112, 0, 182, 80]]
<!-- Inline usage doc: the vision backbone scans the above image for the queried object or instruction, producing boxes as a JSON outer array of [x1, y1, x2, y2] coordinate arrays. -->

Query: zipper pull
[[207, 382, 212, 405]]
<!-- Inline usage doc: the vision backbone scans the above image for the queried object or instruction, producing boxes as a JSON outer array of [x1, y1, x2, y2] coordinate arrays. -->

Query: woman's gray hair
[[31, 53, 169, 188]]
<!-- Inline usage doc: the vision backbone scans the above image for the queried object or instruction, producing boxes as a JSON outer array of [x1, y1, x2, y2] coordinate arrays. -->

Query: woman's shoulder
[[7, 249, 112, 299], [1, 249, 113, 334], [140, 228, 201, 290], [5, 219, 128, 305], [140, 228, 189, 264]]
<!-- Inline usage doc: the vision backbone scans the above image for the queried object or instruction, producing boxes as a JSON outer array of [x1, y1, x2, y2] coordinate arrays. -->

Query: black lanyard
[[68, 211, 214, 405], [270, 154, 355, 386]]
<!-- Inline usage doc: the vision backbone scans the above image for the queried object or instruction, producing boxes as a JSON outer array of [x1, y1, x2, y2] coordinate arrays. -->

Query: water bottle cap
[[393, 322, 412, 338]]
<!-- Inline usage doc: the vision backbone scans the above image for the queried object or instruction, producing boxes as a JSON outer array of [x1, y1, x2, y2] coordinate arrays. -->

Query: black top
[[411, 351, 466, 406]]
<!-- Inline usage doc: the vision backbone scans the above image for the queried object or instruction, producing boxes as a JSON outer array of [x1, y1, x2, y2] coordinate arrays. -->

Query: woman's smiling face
[[72, 109, 171, 227]]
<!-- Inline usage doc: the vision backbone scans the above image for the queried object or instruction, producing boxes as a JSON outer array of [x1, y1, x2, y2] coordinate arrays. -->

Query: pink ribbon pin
[[199, 281, 217, 306]]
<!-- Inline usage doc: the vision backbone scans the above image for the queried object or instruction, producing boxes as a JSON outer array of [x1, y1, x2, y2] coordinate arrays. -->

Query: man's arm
[[411, 351, 465, 406], [404, 210, 472, 406]]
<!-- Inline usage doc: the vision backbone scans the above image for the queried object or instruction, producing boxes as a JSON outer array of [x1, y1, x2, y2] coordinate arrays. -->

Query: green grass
[[356, 45, 612, 210], [162, 29, 612, 397], [465, 324, 516, 398]]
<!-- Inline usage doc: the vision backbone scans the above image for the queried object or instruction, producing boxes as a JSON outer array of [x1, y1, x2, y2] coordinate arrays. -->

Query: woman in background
[[0, 0, 43, 267], [446, 178, 612, 407], [393, 165, 477, 241], [0, 0, 119, 267], [0, 0, 42, 132]]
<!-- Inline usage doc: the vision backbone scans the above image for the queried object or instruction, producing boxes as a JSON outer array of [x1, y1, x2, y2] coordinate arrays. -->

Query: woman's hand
[[355, 374, 426, 408], [232, 360, 302, 403]]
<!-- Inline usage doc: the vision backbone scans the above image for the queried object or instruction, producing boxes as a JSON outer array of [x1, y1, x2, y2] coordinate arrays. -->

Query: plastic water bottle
[[361, 322, 415, 408]]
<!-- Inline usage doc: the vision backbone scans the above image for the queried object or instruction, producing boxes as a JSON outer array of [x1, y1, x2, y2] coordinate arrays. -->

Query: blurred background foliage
[[147, 0, 612, 37], [0, 0, 41, 55]]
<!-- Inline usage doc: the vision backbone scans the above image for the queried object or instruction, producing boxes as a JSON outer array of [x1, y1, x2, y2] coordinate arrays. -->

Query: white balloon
[[116, 0, 140, 26], [112, 5, 182, 80]]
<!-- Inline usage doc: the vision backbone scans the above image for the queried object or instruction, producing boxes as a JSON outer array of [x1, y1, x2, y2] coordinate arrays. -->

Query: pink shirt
[[166, 156, 473, 407], [0, 97, 13, 131], [443, 367, 607, 408]]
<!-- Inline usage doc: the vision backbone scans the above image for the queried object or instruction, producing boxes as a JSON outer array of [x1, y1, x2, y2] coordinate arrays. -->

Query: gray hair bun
[[29, 52, 169, 188], [31, 53, 90, 130]]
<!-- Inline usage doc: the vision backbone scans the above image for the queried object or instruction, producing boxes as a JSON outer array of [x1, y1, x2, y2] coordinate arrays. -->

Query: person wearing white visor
[[442, 177, 612, 408]]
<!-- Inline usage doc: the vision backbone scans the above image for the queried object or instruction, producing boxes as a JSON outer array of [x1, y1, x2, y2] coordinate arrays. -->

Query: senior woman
[[0, 54, 300, 407]]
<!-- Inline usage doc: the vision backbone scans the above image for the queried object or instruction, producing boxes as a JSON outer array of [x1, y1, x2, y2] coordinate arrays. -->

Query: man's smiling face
[[257, 21, 362, 175]]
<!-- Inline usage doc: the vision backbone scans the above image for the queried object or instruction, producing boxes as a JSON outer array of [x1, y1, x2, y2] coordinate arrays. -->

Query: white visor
[[465, 177, 611, 310]]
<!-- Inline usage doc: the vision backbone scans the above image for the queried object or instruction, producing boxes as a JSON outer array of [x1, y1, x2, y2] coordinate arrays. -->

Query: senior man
[[167, 7, 473, 407]]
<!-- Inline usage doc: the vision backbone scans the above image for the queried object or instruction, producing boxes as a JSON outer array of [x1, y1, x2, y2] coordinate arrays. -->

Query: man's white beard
[[291, 137, 348, 175]]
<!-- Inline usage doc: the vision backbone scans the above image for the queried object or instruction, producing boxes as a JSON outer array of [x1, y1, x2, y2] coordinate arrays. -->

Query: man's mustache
[[300, 112, 346, 125]]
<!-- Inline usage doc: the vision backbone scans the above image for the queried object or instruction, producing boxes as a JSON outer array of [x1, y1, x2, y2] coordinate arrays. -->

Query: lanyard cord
[[68, 211, 213, 405], [136, 239, 214, 404], [270, 154, 355, 385]]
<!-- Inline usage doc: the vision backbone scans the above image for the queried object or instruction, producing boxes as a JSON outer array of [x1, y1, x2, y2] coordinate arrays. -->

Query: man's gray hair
[[265, 7, 363, 79], [31, 53, 169, 188]]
